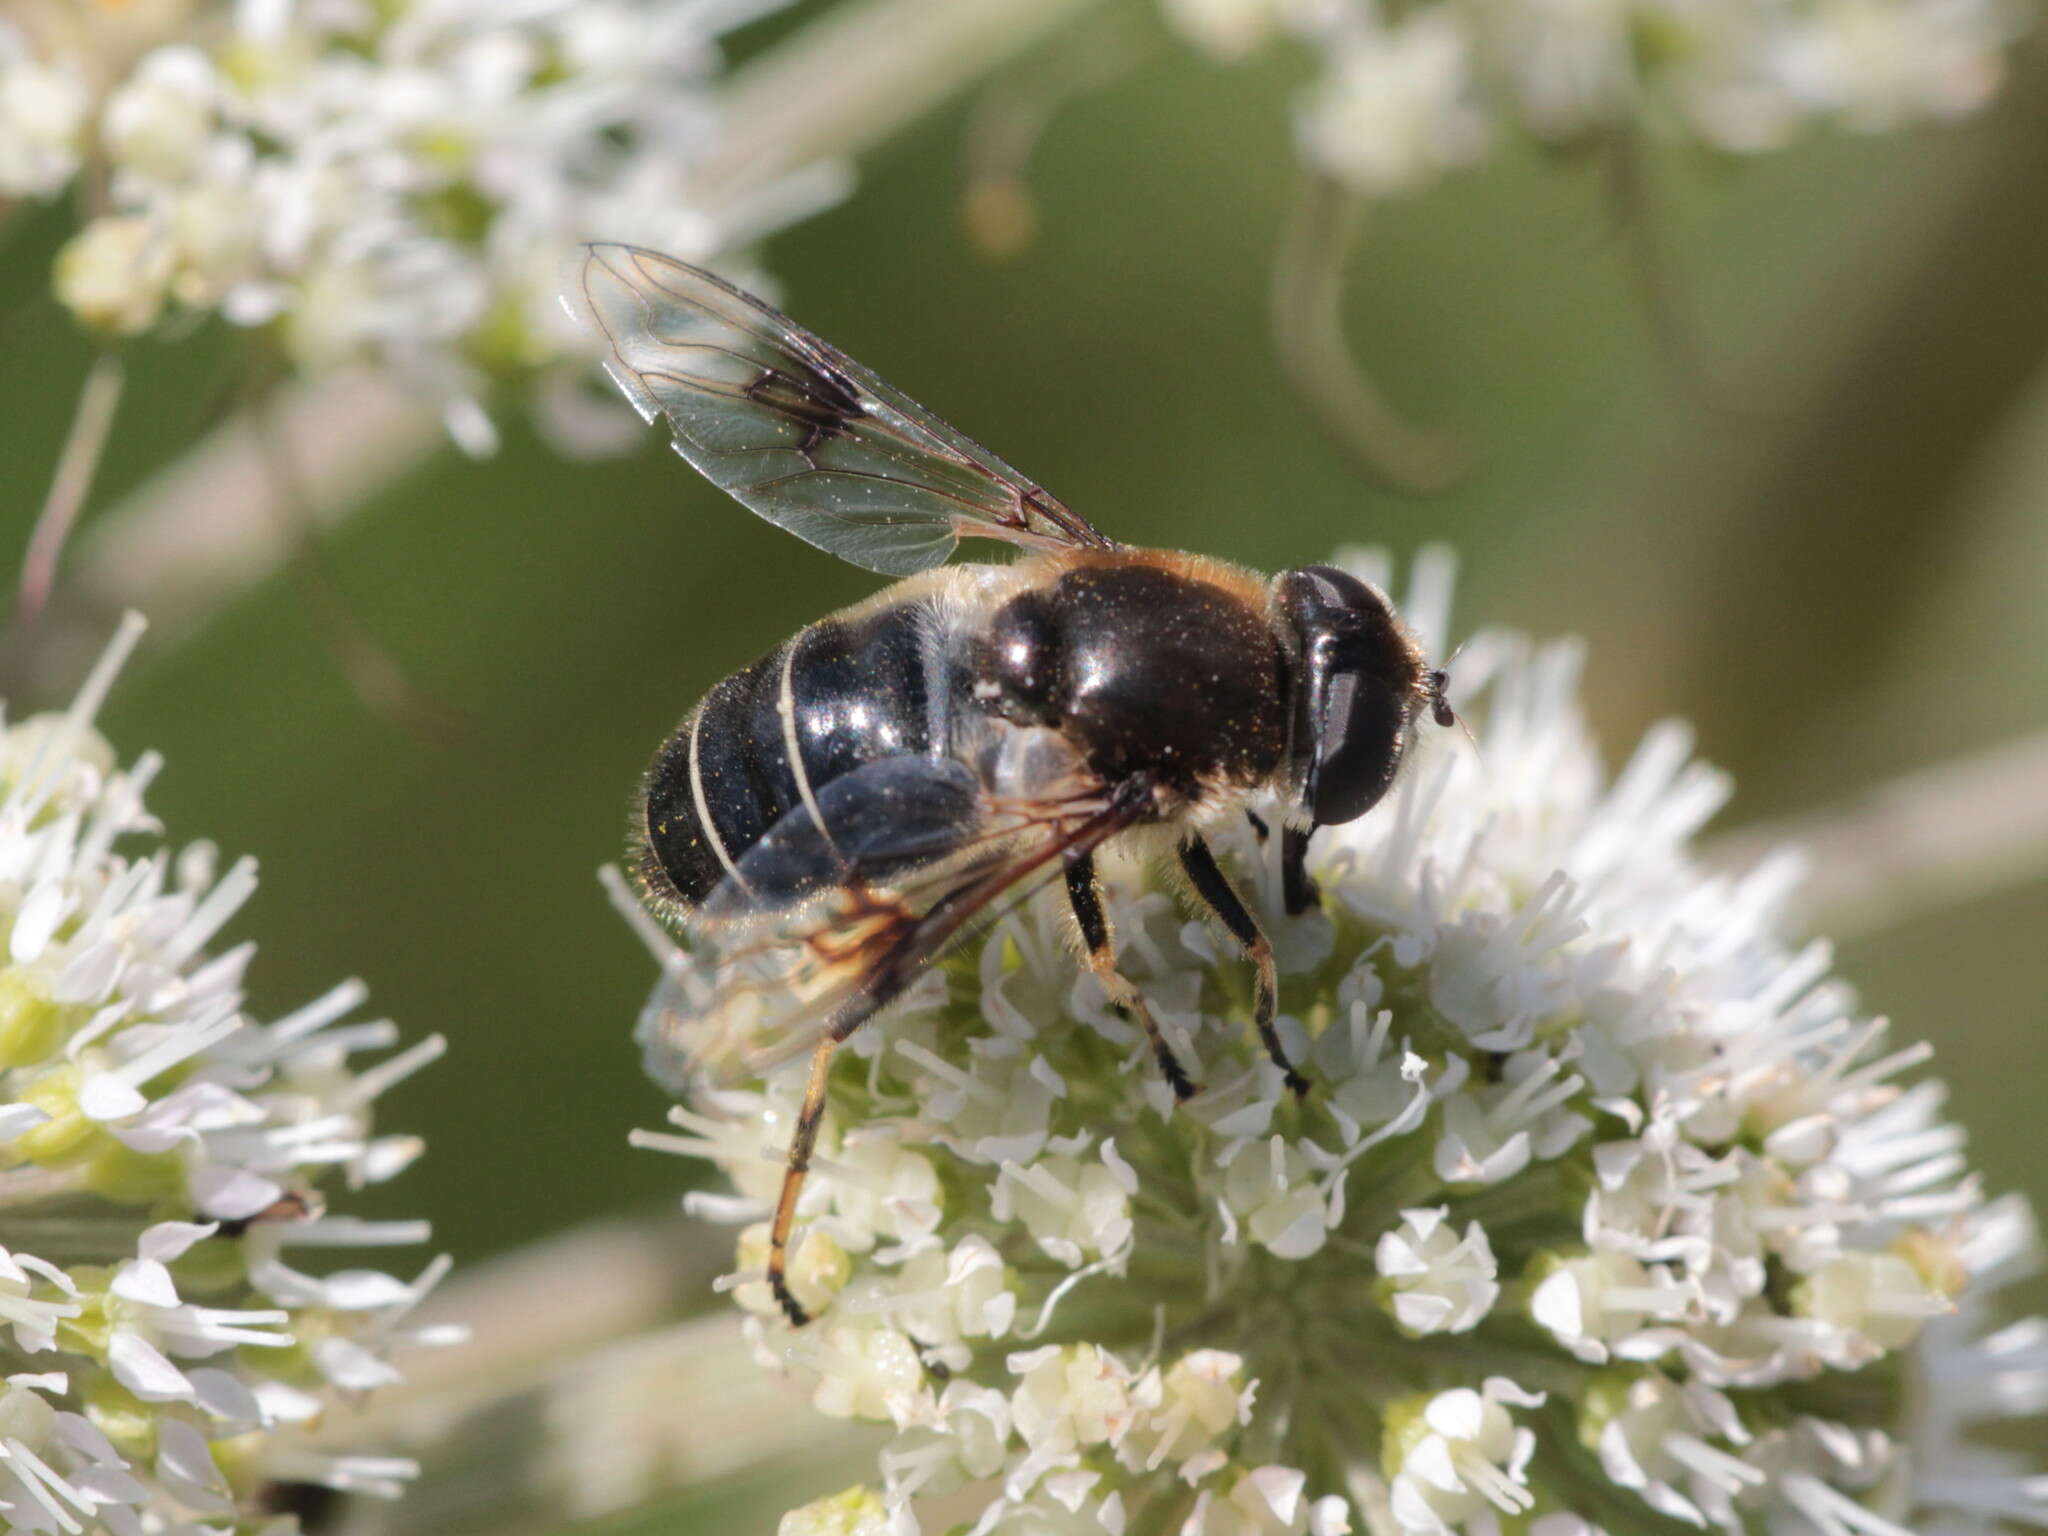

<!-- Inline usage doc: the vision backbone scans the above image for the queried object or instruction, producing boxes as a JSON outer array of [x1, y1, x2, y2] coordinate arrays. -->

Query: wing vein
[[569, 242, 1118, 576]]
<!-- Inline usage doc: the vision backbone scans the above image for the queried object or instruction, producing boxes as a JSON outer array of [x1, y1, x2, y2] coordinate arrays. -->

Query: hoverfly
[[568, 244, 1455, 1326]]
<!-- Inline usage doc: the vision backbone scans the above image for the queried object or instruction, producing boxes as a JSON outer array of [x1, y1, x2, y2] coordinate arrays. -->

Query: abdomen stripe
[[641, 598, 950, 912]]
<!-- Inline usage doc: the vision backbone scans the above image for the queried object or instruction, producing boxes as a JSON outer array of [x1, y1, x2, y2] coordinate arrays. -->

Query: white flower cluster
[[0, 0, 835, 453], [1159, 0, 2029, 196], [627, 548, 2047, 1536], [0, 617, 449, 1532]]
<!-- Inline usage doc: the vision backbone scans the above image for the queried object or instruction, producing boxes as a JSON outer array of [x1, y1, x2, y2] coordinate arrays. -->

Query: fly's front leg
[[1066, 854, 1199, 1101], [1246, 808, 1322, 918], [1179, 833, 1310, 1098], [1280, 824, 1321, 916]]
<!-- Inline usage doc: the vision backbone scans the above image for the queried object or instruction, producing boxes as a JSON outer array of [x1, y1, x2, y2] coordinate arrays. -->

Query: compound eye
[[1294, 564, 1383, 620], [1307, 662, 1408, 826]]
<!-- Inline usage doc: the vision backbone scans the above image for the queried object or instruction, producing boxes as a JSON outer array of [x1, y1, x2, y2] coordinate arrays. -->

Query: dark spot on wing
[[742, 363, 865, 458]]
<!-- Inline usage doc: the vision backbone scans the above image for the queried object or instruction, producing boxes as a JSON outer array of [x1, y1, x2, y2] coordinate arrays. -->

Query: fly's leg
[[1255, 812, 1322, 915], [1066, 854, 1199, 1101], [765, 901, 913, 1327], [766, 1029, 841, 1327], [1179, 833, 1310, 1098], [1280, 824, 1321, 916], [763, 787, 1160, 1327]]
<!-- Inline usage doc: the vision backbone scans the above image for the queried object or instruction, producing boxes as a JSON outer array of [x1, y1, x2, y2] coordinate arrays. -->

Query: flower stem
[[1271, 171, 1465, 495], [15, 352, 124, 631], [691, 0, 1112, 215]]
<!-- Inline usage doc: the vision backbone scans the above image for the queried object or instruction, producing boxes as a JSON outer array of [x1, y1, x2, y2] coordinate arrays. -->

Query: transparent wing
[[567, 243, 1117, 576], [656, 776, 1146, 1091], [701, 756, 986, 922]]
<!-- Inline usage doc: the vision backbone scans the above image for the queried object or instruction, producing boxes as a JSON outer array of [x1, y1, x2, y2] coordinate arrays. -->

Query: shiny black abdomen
[[982, 557, 1290, 802], [642, 601, 936, 907]]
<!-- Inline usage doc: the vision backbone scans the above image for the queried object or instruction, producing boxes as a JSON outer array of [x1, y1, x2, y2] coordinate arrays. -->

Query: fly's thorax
[[966, 549, 1291, 809]]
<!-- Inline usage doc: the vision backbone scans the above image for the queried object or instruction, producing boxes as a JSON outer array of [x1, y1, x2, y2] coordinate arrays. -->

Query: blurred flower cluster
[[629, 550, 2047, 1536], [0, 0, 833, 453], [0, 617, 448, 1532], [1160, 0, 2030, 196]]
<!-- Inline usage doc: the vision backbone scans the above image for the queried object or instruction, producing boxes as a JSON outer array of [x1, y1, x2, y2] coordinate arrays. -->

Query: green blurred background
[[3, 8, 2045, 1308]]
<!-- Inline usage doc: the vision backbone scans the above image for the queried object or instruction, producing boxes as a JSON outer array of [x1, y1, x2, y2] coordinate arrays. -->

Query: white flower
[[1584, 1371, 1763, 1528], [0, 40, 88, 196], [1475, 0, 1637, 140], [1202, 1465, 1351, 1536], [7, 1, 843, 447], [101, 46, 217, 181], [823, 1129, 944, 1257], [53, 215, 176, 336], [0, 616, 447, 1525], [807, 1323, 925, 1423], [0, 1250, 80, 1354], [1386, 1378, 1543, 1535], [864, 1238, 1016, 1371], [1119, 1350, 1254, 1478], [627, 548, 2048, 1536], [917, 1028, 1065, 1166], [103, 1222, 294, 1404], [883, 1380, 1013, 1502], [1167, 0, 2030, 198], [1374, 1208, 1498, 1335], [1219, 1134, 1331, 1260], [1010, 1344, 1140, 1464], [1529, 1246, 1696, 1362], [993, 1148, 1137, 1268], [1161, 0, 1289, 61], [1431, 1049, 1589, 1185], [1771, 0, 2015, 130], [781, 1484, 903, 1536], [0, 1378, 148, 1534], [1793, 1246, 1955, 1357], [1295, 13, 1487, 198], [1906, 1201, 2048, 1530], [160, 168, 263, 308]]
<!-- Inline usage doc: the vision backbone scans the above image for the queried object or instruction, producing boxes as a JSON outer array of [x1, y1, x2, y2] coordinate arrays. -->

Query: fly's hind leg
[[1066, 854, 1199, 1102], [764, 898, 916, 1327], [766, 1027, 843, 1327], [1179, 833, 1310, 1098]]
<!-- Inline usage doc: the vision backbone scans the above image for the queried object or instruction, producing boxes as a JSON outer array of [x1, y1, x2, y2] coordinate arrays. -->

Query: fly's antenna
[[1427, 640, 1480, 753], [1427, 668, 1457, 729]]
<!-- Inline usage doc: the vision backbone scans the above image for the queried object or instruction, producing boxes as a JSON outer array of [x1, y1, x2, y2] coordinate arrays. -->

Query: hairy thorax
[[969, 549, 1290, 814]]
